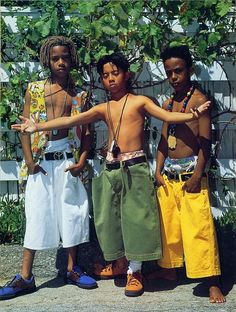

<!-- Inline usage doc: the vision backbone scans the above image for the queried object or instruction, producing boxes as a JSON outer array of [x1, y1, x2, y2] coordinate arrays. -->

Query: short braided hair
[[40, 36, 78, 69], [161, 45, 193, 68]]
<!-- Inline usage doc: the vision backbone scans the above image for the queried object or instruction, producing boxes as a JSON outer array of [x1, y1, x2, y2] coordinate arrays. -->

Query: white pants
[[24, 138, 89, 250]]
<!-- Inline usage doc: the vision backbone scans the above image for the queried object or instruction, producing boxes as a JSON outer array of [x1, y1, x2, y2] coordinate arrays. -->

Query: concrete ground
[[0, 245, 235, 312]]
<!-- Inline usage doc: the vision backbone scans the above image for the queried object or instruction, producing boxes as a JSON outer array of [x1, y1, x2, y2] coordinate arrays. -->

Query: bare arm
[[12, 104, 105, 133], [182, 109, 212, 193], [143, 96, 210, 123], [156, 122, 168, 176], [20, 88, 47, 175], [20, 88, 34, 166]]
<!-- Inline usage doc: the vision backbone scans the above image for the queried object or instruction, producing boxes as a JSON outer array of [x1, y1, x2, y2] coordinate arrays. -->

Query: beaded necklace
[[167, 84, 195, 150]]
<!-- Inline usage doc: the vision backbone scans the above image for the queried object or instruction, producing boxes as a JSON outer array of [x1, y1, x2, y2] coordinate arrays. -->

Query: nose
[[108, 74, 115, 81], [171, 72, 177, 81], [58, 58, 65, 66]]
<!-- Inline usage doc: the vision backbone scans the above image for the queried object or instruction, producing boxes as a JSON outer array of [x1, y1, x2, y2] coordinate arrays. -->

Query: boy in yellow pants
[[155, 45, 225, 303]]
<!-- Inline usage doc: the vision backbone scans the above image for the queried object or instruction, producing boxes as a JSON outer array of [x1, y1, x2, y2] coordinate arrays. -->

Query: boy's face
[[164, 57, 191, 92], [100, 62, 129, 94], [49, 45, 72, 78]]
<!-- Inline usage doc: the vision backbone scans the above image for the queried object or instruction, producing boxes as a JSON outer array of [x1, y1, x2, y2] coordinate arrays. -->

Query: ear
[[124, 71, 131, 81], [189, 66, 195, 76]]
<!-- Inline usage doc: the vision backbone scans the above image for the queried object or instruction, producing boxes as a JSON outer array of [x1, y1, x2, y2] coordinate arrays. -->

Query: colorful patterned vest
[[19, 80, 87, 180]]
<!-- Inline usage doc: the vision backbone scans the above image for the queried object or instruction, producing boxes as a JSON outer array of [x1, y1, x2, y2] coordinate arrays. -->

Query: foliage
[[1, 0, 235, 128], [0, 197, 26, 244], [215, 208, 236, 232], [214, 209, 236, 277]]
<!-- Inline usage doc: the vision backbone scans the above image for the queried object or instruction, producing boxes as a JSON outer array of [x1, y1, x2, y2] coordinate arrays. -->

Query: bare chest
[[44, 86, 73, 120]]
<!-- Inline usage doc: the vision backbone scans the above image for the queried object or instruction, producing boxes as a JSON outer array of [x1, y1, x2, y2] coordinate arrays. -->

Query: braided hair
[[40, 36, 78, 69]]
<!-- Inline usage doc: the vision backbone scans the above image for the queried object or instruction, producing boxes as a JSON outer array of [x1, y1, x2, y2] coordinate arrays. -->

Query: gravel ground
[[0, 244, 236, 312]]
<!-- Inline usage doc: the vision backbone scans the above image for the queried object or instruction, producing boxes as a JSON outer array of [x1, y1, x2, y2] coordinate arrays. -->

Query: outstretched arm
[[11, 105, 104, 134], [143, 96, 210, 122]]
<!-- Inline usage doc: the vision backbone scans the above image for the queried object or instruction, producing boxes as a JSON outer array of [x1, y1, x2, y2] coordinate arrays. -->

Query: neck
[[110, 88, 129, 101], [50, 75, 69, 88], [175, 83, 192, 97]]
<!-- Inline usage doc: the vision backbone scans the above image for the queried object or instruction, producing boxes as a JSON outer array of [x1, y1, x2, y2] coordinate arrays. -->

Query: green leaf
[[113, 3, 129, 20], [208, 32, 221, 45], [41, 18, 52, 37], [130, 63, 140, 73], [102, 26, 117, 36], [216, 0, 231, 17]]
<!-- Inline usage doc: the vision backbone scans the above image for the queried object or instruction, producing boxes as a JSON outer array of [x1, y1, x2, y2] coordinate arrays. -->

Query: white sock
[[127, 261, 142, 274]]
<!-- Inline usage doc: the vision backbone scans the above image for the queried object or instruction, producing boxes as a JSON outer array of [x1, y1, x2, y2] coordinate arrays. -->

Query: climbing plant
[[1, 0, 235, 127]]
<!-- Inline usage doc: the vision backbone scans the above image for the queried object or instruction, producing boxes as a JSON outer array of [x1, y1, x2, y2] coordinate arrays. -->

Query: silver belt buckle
[[53, 151, 64, 160]]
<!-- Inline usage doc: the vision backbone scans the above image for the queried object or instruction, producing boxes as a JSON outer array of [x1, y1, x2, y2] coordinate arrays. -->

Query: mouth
[[172, 83, 180, 89]]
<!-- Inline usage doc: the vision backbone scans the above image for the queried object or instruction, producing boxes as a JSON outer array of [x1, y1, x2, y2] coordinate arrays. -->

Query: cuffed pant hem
[[104, 251, 125, 261], [126, 252, 162, 262], [187, 269, 221, 279], [158, 260, 183, 269]]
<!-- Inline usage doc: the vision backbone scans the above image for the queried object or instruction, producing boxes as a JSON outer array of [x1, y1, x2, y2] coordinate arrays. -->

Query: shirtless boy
[[155, 45, 225, 303], [12, 52, 209, 297]]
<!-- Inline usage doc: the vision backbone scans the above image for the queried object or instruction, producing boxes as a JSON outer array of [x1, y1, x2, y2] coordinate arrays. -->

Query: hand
[[155, 173, 166, 188], [65, 162, 85, 177], [11, 115, 37, 134], [27, 163, 47, 175], [182, 175, 201, 193], [190, 101, 211, 118]]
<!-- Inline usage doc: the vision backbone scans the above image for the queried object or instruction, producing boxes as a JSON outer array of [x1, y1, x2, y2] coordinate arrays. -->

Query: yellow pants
[[157, 174, 221, 278]]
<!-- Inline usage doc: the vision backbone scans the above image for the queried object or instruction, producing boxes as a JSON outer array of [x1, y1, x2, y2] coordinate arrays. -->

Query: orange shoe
[[125, 271, 143, 297], [94, 259, 128, 280]]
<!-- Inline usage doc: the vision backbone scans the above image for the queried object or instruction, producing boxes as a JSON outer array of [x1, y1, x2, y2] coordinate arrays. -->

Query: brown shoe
[[94, 258, 128, 280], [125, 271, 143, 297]]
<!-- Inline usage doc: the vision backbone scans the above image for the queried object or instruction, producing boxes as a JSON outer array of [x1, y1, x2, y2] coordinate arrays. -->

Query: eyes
[[165, 68, 184, 77], [50, 55, 71, 63], [102, 70, 120, 79]]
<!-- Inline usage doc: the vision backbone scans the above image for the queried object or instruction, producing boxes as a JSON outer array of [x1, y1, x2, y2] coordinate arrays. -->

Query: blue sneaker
[[66, 266, 97, 289], [0, 274, 36, 300]]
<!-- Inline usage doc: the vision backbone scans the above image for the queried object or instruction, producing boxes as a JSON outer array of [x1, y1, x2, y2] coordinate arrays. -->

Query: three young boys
[[11, 50, 210, 298]]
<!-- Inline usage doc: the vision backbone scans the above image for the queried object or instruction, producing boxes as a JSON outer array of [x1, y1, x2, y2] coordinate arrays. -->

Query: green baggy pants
[[92, 161, 162, 261]]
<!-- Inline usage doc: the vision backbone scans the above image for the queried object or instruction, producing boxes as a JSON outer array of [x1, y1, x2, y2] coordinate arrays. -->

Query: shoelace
[[127, 274, 142, 286], [103, 264, 113, 272], [3, 275, 21, 287]]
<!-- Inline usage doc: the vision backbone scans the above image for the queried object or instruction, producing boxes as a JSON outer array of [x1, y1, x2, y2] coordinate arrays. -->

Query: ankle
[[115, 257, 127, 268], [21, 273, 33, 281]]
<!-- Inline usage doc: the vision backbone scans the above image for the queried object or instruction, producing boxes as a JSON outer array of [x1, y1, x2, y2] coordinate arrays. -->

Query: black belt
[[106, 155, 146, 170], [164, 171, 207, 181], [44, 152, 73, 161]]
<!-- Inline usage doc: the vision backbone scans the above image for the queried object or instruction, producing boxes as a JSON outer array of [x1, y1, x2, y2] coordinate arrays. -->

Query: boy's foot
[[94, 258, 128, 279], [0, 274, 36, 300], [209, 286, 226, 303], [66, 266, 97, 289], [125, 271, 143, 297]]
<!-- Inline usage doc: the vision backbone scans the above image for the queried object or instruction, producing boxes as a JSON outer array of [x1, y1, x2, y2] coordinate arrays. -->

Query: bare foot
[[145, 268, 177, 281], [209, 286, 226, 303]]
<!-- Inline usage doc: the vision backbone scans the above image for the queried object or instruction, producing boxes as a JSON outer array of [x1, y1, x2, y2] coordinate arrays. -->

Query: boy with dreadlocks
[[0, 36, 97, 300], [12, 52, 210, 297]]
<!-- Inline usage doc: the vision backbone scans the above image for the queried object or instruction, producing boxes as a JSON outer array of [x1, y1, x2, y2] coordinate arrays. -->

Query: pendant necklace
[[167, 84, 195, 150], [48, 78, 69, 136], [107, 93, 129, 158]]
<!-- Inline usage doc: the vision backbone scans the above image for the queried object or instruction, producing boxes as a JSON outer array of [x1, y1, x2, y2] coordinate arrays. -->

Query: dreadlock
[[40, 36, 78, 69]]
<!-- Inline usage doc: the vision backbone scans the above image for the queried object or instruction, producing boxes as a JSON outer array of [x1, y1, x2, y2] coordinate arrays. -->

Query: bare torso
[[100, 93, 146, 153], [44, 82, 76, 141], [163, 88, 207, 158]]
